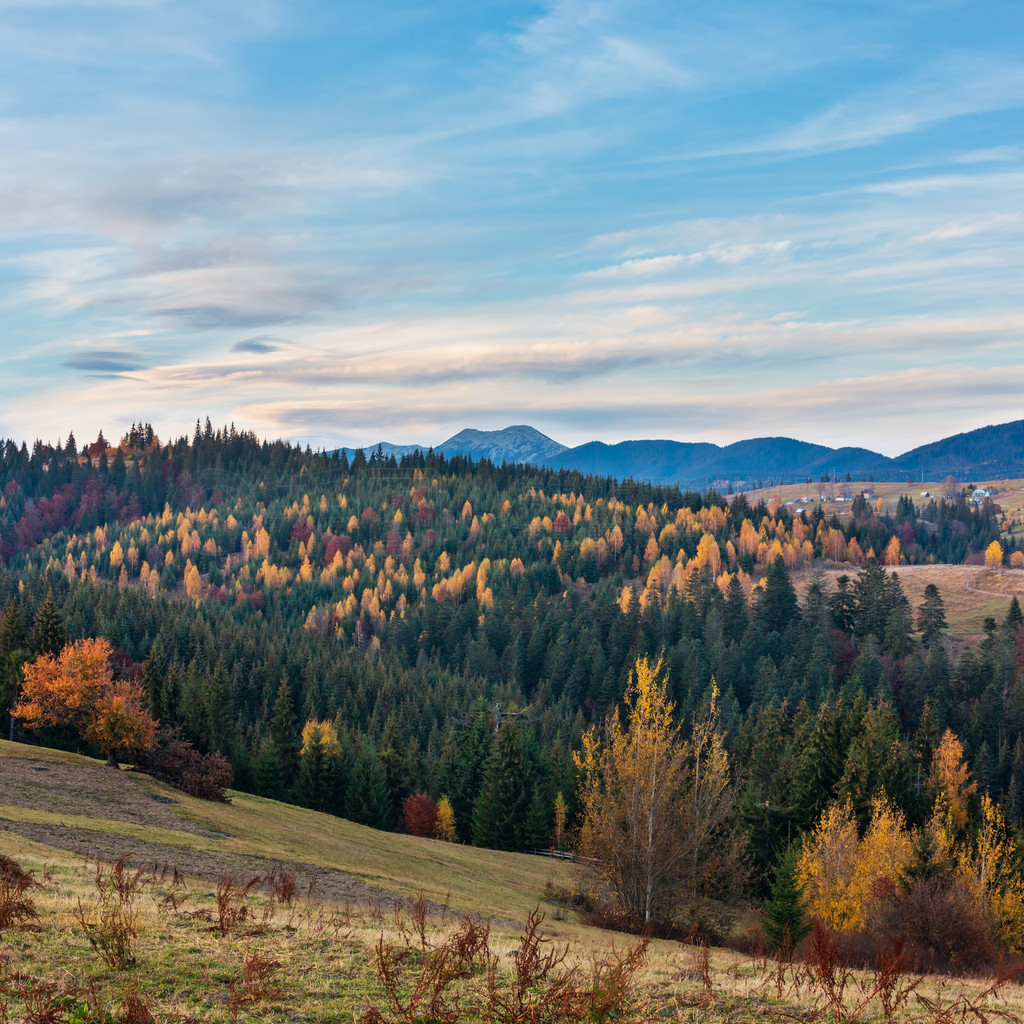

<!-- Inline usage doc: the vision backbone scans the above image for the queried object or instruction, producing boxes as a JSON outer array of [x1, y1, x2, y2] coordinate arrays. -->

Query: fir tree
[[757, 556, 799, 636], [916, 584, 948, 647], [345, 744, 394, 830], [253, 736, 286, 800], [1006, 596, 1023, 633]]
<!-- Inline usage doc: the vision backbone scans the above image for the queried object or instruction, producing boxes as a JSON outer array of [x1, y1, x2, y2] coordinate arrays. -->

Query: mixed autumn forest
[[3, 420, 1024, 964]]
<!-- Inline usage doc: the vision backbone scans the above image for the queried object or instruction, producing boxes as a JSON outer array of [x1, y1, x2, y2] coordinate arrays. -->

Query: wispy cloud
[[0, 0, 1022, 454]]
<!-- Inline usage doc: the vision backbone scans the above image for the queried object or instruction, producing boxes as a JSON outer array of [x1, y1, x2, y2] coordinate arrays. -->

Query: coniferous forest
[[2, 422, 1023, 924]]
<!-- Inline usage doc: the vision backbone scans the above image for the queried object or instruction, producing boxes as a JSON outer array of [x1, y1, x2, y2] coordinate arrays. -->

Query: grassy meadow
[[4, 743, 1024, 1023]]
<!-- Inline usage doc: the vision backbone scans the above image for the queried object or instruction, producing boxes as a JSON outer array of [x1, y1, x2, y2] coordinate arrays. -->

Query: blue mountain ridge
[[338, 420, 1024, 487]]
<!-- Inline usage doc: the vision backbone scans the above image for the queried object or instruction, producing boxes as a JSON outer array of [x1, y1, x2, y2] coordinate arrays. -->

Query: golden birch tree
[[575, 656, 689, 925]]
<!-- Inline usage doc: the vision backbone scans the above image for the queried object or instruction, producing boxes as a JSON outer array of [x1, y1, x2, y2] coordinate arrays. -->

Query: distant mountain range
[[340, 420, 1024, 488]]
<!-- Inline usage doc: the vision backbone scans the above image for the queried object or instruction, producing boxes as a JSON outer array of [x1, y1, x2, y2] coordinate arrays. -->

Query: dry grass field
[[793, 564, 1024, 640], [742, 478, 1024, 523], [4, 743, 1024, 1023]]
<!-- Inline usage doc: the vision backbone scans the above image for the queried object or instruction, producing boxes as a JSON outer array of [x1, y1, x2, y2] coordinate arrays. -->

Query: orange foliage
[[14, 638, 157, 767]]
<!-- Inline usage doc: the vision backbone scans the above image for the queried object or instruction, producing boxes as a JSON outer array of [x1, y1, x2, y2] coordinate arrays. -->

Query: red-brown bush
[[402, 793, 438, 837]]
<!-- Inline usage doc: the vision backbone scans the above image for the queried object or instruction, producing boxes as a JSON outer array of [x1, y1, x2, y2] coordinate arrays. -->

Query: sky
[[1, 0, 1023, 457]]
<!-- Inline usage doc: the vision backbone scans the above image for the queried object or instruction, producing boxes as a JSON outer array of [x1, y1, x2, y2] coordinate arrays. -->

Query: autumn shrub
[[216, 874, 261, 937], [227, 951, 283, 1020], [402, 793, 438, 837], [117, 981, 156, 1024], [74, 855, 146, 969], [363, 907, 648, 1024], [895, 877, 997, 972], [0, 858, 39, 935], [265, 865, 297, 907], [136, 730, 233, 801]]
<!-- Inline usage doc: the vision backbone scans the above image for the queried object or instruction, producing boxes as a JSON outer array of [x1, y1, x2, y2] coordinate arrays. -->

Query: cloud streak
[[0, 0, 1022, 457]]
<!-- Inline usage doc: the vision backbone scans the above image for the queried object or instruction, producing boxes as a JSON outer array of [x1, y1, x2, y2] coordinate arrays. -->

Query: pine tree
[[757, 556, 799, 636], [345, 743, 394, 830], [0, 600, 27, 658], [253, 736, 286, 800], [523, 785, 550, 851], [0, 600, 29, 741], [763, 845, 811, 952], [1005, 596, 1023, 632]]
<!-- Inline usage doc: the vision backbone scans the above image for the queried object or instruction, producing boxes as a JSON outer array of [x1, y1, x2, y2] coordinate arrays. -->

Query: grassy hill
[[0, 740, 573, 927], [4, 741, 1024, 1023]]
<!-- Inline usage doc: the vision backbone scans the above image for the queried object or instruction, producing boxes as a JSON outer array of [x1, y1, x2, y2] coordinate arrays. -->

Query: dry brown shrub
[[74, 854, 146, 969], [265, 865, 297, 906], [215, 873, 261, 937], [362, 906, 648, 1024], [895, 878, 998, 972], [0, 870, 39, 935], [227, 951, 283, 1021], [117, 981, 156, 1024]]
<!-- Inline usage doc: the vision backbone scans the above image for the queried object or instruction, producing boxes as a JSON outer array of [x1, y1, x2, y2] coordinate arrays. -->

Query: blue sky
[[1, 0, 1022, 455]]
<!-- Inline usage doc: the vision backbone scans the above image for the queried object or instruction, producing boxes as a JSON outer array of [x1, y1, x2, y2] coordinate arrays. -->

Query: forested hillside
[[1, 421, 1023, 901]]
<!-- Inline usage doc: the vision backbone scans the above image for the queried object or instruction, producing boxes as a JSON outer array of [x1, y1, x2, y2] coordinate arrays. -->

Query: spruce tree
[[30, 592, 66, 658], [763, 845, 811, 952], [268, 677, 299, 787], [0, 600, 27, 658], [253, 736, 286, 800], [345, 744, 394, 830], [472, 721, 531, 851], [757, 556, 799, 636], [916, 584, 947, 647], [0, 600, 29, 741], [1006, 596, 1023, 633]]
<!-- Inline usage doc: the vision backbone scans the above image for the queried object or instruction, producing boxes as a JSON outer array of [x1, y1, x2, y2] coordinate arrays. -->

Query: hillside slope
[[0, 740, 572, 924]]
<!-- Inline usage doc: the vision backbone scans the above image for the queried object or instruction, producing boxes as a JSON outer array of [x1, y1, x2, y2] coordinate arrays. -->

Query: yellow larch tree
[[929, 729, 976, 833]]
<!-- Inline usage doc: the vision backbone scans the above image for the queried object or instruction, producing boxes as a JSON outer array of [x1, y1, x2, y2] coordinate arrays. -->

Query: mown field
[[4, 743, 1024, 1023]]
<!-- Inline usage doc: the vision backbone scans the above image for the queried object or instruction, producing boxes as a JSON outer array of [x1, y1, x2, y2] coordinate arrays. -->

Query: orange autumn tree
[[13, 638, 157, 768]]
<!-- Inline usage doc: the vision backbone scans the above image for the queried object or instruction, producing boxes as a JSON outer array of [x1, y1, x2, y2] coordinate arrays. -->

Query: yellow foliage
[[797, 801, 862, 931], [300, 718, 340, 757], [184, 560, 202, 601], [799, 798, 915, 933], [986, 540, 1005, 567], [434, 796, 457, 842], [930, 729, 976, 833], [958, 795, 1024, 951], [574, 657, 688, 924], [883, 535, 902, 567]]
